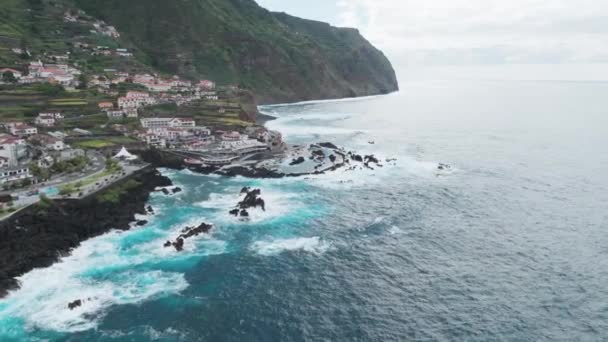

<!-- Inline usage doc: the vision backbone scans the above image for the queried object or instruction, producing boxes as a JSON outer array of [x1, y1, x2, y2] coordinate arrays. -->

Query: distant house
[[73, 128, 92, 136], [198, 80, 215, 90], [9, 124, 38, 137], [35, 112, 63, 127], [118, 91, 155, 109], [0, 135, 27, 166], [124, 108, 138, 118], [140, 117, 195, 129], [0, 165, 31, 184], [106, 110, 125, 120], [98, 102, 114, 111], [29, 134, 65, 151], [0, 68, 22, 79], [59, 148, 85, 161]]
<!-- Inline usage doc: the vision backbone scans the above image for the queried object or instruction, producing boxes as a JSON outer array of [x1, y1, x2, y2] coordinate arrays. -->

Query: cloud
[[336, 0, 608, 65]]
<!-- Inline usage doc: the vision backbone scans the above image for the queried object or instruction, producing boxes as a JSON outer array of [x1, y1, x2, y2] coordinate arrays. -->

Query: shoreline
[[0, 95, 387, 299], [0, 166, 171, 298]]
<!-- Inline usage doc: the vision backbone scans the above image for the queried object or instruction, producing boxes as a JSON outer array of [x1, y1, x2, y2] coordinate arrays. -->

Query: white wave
[[196, 187, 301, 224], [251, 237, 331, 256], [0, 214, 226, 333], [2, 260, 187, 333], [389, 226, 404, 235], [259, 93, 389, 108]]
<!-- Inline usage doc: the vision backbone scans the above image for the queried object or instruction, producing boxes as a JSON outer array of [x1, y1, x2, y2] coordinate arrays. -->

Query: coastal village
[[0, 5, 387, 220], [0, 9, 289, 218]]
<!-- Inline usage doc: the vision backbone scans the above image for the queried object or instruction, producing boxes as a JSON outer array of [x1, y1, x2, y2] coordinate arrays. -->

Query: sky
[[256, 0, 608, 69]]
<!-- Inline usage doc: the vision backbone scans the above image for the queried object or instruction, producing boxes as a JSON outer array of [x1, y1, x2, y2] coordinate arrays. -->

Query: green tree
[[76, 73, 88, 90], [2, 71, 16, 84]]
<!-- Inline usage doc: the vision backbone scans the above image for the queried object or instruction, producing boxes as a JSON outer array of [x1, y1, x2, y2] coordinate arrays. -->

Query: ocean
[[1, 67, 608, 341]]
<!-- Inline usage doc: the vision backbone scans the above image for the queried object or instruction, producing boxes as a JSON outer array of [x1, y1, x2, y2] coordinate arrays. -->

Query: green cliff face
[[73, 0, 399, 104], [0, 0, 398, 104]]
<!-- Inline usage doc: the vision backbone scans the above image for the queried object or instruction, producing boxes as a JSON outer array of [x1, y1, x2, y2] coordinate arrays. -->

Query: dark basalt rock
[[289, 157, 305, 165], [0, 167, 172, 298], [351, 154, 363, 162], [364, 155, 380, 164], [172, 187, 182, 194], [319, 142, 338, 149], [166, 223, 213, 252], [68, 299, 82, 310], [239, 189, 265, 211], [173, 238, 184, 252], [229, 209, 240, 216], [438, 163, 451, 170], [240, 187, 251, 194], [240, 209, 249, 217], [161, 188, 170, 195], [136, 220, 148, 226], [146, 205, 154, 214], [329, 154, 337, 163], [215, 166, 285, 179], [312, 149, 325, 158]]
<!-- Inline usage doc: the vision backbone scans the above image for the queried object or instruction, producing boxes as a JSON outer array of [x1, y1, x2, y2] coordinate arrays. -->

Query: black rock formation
[[165, 223, 214, 252], [290, 157, 305, 166], [318, 142, 338, 149], [68, 299, 82, 310], [0, 167, 172, 298]]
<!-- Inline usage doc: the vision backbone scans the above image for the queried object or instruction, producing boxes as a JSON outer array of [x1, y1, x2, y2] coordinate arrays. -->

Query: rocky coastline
[[0, 167, 172, 298]]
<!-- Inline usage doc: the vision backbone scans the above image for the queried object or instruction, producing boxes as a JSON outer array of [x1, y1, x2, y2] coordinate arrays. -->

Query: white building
[[0, 135, 27, 166], [9, 124, 38, 137], [107, 110, 125, 119], [140, 117, 196, 129], [118, 91, 155, 109], [0, 166, 31, 184], [35, 112, 63, 127]]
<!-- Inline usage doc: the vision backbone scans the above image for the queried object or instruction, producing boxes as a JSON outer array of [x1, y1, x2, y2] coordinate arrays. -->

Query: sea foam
[[251, 237, 331, 256]]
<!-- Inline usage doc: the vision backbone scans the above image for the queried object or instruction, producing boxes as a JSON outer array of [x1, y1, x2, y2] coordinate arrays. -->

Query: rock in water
[[136, 220, 148, 226], [163, 241, 172, 248], [329, 155, 337, 163], [289, 157, 305, 165], [240, 187, 251, 194], [319, 142, 338, 149], [173, 238, 184, 251], [161, 188, 170, 195], [240, 209, 250, 217], [172, 187, 182, 194], [68, 299, 82, 310], [229, 209, 240, 216]]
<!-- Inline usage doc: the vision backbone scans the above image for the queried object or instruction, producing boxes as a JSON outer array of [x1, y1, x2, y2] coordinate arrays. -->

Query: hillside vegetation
[[1, 0, 398, 104]]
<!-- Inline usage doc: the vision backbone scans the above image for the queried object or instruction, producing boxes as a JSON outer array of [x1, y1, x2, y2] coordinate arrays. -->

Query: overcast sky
[[257, 0, 608, 68]]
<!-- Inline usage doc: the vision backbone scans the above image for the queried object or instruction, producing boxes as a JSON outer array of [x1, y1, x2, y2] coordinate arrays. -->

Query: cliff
[[72, 0, 399, 104]]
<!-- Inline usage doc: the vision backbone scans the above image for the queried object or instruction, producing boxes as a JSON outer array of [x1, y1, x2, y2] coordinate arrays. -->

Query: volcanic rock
[[319, 142, 338, 149], [68, 299, 82, 310], [290, 157, 305, 166]]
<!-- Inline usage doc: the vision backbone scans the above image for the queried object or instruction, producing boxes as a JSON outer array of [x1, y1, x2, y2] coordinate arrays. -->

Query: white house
[[0, 68, 22, 79], [0, 135, 27, 166], [0, 166, 31, 184], [106, 110, 125, 120], [140, 117, 196, 129], [9, 124, 38, 137], [35, 113, 63, 127]]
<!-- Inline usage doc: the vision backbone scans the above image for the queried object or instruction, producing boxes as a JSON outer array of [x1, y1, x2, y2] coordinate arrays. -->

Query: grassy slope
[[72, 0, 399, 104]]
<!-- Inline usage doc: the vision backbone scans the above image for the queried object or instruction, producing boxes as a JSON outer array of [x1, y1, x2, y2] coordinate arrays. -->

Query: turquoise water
[[1, 76, 608, 341]]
